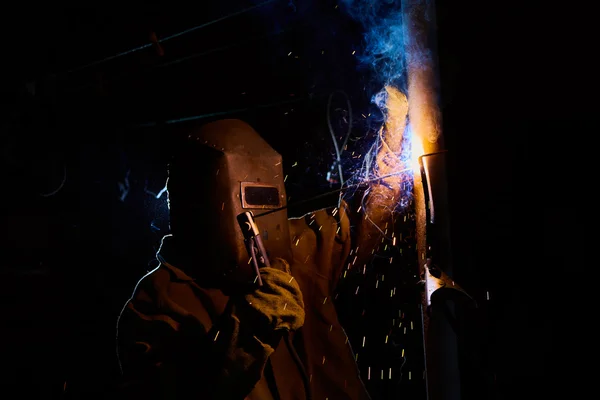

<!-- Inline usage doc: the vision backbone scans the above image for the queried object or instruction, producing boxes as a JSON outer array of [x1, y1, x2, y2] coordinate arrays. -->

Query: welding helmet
[[166, 119, 292, 288]]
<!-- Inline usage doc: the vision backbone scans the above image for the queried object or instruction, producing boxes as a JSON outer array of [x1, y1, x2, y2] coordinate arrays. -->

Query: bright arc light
[[410, 131, 424, 175]]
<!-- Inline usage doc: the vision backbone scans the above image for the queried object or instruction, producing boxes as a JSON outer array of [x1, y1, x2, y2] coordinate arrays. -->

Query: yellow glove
[[237, 258, 305, 333]]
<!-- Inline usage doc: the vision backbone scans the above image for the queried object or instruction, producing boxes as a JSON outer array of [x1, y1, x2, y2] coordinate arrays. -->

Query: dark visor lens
[[244, 186, 280, 206]]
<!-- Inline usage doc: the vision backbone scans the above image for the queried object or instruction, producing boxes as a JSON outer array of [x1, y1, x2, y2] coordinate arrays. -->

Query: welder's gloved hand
[[237, 258, 305, 334]]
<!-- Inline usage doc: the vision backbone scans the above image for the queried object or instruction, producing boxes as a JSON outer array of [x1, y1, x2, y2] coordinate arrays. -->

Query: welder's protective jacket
[[116, 202, 371, 400]]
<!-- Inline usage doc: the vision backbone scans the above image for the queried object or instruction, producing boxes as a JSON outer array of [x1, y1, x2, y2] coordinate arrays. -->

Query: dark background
[[0, 1, 591, 399]]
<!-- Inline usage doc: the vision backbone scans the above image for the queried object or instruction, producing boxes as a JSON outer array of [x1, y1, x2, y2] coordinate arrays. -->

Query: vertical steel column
[[401, 1, 461, 399]]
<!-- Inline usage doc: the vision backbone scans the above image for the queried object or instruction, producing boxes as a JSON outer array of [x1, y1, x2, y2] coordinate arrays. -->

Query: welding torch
[[237, 211, 268, 287]]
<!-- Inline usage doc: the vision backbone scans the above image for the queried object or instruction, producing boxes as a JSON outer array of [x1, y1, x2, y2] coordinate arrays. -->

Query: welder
[[115, 118, 381, 399]]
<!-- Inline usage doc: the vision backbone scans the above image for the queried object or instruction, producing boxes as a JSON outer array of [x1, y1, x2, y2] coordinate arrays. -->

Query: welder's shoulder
[[128, 264, 177, 304]]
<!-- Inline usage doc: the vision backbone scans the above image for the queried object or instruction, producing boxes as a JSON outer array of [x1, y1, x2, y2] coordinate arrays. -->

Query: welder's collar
[[156, 234, 195, 282]]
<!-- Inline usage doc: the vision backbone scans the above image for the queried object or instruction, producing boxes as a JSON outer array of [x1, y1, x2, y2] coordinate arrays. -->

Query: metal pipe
[[66, 0, 281, 74], [401, 1, 461, 399]]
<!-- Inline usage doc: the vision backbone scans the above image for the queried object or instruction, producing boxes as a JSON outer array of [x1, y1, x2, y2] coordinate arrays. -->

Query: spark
[[368, 367, 371, 380], [288, 51, 292, 56], [288, 276, 295, 283], [214, 331, 220, 341], [323, 297, 328, 304], [362, 336, 366, 347], [283, 303, 287, 310]]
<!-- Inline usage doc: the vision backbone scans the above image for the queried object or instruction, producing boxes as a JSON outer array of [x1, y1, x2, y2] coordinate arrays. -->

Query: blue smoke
[[340, 0, 407, 93], [339, 0, 420, 211]]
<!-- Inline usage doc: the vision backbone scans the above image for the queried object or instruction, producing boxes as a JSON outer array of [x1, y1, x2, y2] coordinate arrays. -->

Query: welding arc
[[254, 168, 412, 219], [66, 0, 281, 74]]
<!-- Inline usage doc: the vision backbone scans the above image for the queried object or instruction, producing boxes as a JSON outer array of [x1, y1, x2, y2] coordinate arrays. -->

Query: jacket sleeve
[[115, 266, 276, 399], [353, 86, 409, 271]]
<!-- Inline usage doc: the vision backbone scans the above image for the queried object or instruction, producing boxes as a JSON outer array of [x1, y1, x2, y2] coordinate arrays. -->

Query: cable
[[69, 17, 300, 94], [283, 330, 312, 400], [66, 0, 281, 74], [40, 163, 67, 197], [254, 168, 413, 219], [326, 90, 353, 189]]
